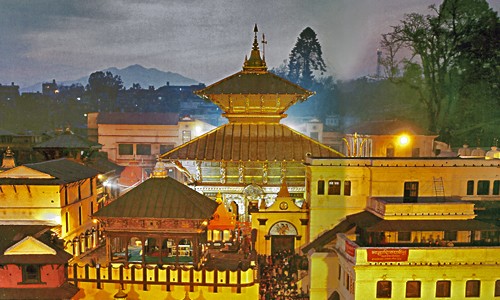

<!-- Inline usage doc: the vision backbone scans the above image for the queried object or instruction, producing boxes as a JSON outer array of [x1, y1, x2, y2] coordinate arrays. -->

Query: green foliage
[[85, 71, 124, 112], [287, 27, 327, 88], [380, 0, 499, 146]]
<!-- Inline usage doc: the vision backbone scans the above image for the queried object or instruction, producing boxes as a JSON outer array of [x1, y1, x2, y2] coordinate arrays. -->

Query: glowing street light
[[398, 134, 410, 146]]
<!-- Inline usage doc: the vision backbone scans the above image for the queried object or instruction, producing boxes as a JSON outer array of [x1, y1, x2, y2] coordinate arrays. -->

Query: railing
[[68, 263, 257, 293]]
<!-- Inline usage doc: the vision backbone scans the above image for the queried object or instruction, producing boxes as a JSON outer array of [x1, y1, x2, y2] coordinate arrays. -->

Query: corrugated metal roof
[[33, 131, 101, 149], [161, 123, 343, 161], [196, 71, 313, 96], [0, 158, 100, 185], [94, 177, 218, 219], [0, 128, 17, 136], [96, 112, 180, 125]]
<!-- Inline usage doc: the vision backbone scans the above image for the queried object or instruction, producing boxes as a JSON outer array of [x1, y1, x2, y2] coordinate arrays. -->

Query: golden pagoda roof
[[161, 123, 342, 162], [195, 25, 314, 123]]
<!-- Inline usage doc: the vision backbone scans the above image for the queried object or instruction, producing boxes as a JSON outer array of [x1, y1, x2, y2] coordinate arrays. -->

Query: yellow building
[[342, 119, 438, 157], [302, 157, 500, 299], [251, 182, 309, 255], [0, 158, 101, 256]]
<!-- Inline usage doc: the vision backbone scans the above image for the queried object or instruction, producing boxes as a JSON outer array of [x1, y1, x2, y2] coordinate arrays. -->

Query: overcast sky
[[1, 0, 498, 88]]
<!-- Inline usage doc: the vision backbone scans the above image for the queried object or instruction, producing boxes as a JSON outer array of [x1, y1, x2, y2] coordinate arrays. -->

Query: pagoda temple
[[93, 161, 218, 266], [161, 25, 342, 249]]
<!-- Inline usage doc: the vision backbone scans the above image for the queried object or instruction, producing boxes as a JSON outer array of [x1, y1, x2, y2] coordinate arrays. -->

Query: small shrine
[[93, 162, 218, 265], [0, 147, 16, 170], [33, 127, 102, 161], [206, 192, 237, 249]]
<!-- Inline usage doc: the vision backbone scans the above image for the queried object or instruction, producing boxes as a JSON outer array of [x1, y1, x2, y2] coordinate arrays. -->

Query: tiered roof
[[162, 25, 342, 161]]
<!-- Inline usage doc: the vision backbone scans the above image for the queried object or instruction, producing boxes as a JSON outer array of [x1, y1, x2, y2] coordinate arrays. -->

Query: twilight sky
[[1, 0, 498, 88]]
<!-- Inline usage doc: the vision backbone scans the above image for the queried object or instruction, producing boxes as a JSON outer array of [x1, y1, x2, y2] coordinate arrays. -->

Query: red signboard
[[345, 240, 357, 257], [367, 248, 409, 262]]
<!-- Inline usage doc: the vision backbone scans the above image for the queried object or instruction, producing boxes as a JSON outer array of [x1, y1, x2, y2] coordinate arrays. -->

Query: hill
[[21, 64, 199, 92]]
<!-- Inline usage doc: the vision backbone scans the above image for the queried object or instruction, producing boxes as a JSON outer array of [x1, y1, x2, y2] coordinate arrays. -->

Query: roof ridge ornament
[[242, 24, 267, 72]]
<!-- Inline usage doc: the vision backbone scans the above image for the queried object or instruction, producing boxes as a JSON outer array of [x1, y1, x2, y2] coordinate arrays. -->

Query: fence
[[68, 263, 257, 294]]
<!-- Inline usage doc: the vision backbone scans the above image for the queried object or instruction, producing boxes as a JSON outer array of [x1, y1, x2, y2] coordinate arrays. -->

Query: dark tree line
[[379, 0, 499, 146]]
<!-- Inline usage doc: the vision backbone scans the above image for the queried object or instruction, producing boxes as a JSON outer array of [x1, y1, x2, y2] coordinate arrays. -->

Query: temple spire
[[243, 24, 267, 72]]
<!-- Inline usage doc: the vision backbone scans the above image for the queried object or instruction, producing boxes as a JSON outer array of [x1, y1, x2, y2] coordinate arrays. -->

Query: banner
[[367, 248, 409, 262]]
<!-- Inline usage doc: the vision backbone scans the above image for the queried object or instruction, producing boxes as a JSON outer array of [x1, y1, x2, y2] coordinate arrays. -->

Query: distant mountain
[[21, 64, 199, 92]]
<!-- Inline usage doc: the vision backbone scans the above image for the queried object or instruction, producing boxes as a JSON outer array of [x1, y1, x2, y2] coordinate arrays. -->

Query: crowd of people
[[258, 250, 309, 299]]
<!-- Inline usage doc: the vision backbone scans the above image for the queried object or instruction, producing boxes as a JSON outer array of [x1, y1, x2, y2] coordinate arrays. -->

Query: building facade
[[87, 112, 215, 173], [0, 158, 101, 256], [302, 157, 500, 299]]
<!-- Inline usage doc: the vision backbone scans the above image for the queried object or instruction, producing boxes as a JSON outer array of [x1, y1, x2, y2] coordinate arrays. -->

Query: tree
[[130, 83, 142, 90], [380, 0, 499, 145], [86, 71, 124, 112], [287, 27, 327, 88]]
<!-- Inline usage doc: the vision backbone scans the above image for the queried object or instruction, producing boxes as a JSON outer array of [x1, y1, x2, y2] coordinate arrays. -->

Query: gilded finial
[[243, 24, 267, 72]]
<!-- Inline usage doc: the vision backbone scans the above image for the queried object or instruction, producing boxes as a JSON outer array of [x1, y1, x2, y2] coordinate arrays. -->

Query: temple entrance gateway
[[271, 236, 295, 254], [269, 221, 298, 254]]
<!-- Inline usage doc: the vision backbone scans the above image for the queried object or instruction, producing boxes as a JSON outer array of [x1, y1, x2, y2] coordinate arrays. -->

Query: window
[[477, 180, 489, 195], [310, 132, 319, 140], [386, 146, 394, 157], [118, 144, 133, 155], [404, 182, 419, 203], [398, 232, 411, 242], [89, 178, 93, 196], [64, 187, 68, 206], [317, 180, 325, 195], [328, 180, 341, 195], [160, 144, 175, 154], [338, 266, 342, 280], [22, 265, 41, 283], [136, 144, 151, 155], [412, 148, 420, 157], [78, 206, 82, 226], [344, 181, 351, 196], [493, 180, 500, 195], [65, 212, 69, 233], [436, 280, 451, 297], [377, 281, 392, 298], [444, 231, 457, 241], [466, 280, 480, 297], [406, 281, 421, 298], [182, 130, 191, 143], [495, 280, 500, 297], [90, 201, 94, 215], [467, 180, 474, 195]]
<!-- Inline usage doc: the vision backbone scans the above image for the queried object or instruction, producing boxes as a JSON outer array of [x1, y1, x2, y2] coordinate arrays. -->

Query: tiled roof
[[94, 177, 218, 219], [344, 119, 434, 135], [0, 158, 100, 185], [161, 123, 343, 162], [0, 225, 72, 264], [0, 128, 17, 136], [33, 131, 101, 149], [96, 112, 180, 125], [196, 71, 313, 96]]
